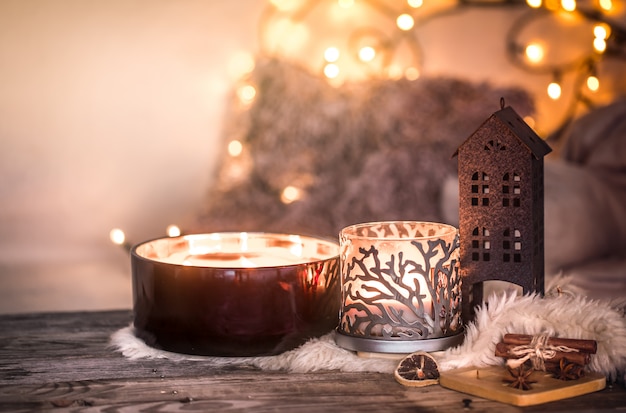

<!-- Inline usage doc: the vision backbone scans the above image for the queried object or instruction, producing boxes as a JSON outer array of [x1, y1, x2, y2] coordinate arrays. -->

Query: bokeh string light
[[219, 0, 626, 208], [254, 0, 625, 139], [506, 0, 626, 139], [110, 225, 182, 253], [109, 228, 131, 252], [259, 0, 438, 85]]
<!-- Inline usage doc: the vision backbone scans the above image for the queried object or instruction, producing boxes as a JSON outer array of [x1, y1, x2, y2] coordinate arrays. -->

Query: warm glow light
[[593, 37, 607, 53], [547, 81, 562, 99], [270, 19, 309, 54], [544, 0, 560, 11], [525, 43, 545, 63], [288, 234, 304, 257], [561, 0, 576, 11], [407, 0, 423, 7], [237, 84, 257, 105], [358, 46, 376, 62], [228, 140, 244, 157], [324, 47, 340, 62], [593, 24, 610, 40], [523, 116, 536, 129], [526, 0, 542, 7], [405, 67, 420, 80], [387, 65, 404, 80], [599, 0, 612, 11], [281, 186, 302, 204], [338, 0, 354, 8], [396, 14, 415, 31], [227, 51, 255, 80], [324, 63, 340, 78], [587, 75, 600, 91], [240, 232, 249, 251], [110, 228, 126, 245], [166, 225, 181, 237], [270, 0, 302, 11]]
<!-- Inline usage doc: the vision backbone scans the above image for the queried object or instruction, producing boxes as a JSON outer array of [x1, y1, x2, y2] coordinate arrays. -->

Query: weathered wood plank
[[0, 310, 246, 385], [1, 371, 624, 413], [0, 371, 516, 412], [0, 311, 624, 412]]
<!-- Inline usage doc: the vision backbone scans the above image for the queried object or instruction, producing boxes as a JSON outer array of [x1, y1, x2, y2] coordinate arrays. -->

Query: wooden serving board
[[439, 366, 606, 407]]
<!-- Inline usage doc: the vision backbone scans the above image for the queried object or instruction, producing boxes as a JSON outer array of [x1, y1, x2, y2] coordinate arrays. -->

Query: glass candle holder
[[131, 232, 340, 357], [335, 221, 464, 353]]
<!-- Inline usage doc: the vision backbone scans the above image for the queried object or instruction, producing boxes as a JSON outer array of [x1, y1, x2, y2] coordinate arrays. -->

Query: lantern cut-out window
[[470, 227, 492, 262], [471, 172, 490, 206], [503, 228, 522, 263], [484, 139, 506, 151], [502, 172, 522, 207]]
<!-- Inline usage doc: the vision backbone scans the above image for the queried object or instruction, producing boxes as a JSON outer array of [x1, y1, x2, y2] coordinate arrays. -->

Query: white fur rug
[[110, 282, 626, 380]]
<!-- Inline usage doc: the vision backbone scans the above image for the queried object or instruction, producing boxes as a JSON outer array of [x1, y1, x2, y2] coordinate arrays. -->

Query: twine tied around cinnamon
[[506, 333, 580, 370]]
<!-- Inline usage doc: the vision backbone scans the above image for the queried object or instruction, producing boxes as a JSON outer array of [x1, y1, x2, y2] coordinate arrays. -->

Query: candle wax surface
[[134, 232, 339, 268], [163, 248, 320, 267]]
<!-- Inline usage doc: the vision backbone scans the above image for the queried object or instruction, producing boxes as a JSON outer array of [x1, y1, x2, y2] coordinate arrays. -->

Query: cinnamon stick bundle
[[502, 334, 597, 354], [544, 361, 585, 379], [495, 342, 591, 366]]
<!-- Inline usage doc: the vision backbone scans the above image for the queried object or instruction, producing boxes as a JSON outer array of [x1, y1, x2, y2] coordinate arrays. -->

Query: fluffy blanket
[[111, 280, 626, 381]]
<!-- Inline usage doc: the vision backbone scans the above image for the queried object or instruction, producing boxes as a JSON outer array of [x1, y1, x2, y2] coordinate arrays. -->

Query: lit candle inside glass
[[335, 221, 463, 353], [141, 233, 322, 268], [131, 232, 341, 356]]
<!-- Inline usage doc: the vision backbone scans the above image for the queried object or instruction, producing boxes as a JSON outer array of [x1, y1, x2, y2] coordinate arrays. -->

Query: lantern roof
[[453, 105, 552, 160]]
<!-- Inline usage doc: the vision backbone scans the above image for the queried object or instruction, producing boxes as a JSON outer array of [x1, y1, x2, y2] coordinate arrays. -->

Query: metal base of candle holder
[[334, 329, 465, 354]]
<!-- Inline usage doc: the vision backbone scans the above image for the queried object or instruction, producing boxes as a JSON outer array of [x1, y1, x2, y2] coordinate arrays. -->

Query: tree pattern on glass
[[340, 232, 461, 340]]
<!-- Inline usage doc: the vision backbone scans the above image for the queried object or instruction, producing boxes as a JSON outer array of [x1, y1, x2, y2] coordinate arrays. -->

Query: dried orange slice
[[394, 351, 440, 387]]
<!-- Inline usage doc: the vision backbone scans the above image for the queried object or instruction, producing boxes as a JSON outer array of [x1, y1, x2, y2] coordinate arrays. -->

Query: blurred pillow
[[544, 100, 626, 272], [195, 57, 534, 238]]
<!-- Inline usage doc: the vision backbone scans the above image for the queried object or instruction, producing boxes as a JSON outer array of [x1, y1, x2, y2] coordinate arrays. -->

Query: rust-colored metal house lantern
[[454, 100, 552, 321]]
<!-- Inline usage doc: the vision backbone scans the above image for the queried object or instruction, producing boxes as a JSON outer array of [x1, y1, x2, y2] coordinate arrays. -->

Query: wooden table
[[0, 310, 624, 412]]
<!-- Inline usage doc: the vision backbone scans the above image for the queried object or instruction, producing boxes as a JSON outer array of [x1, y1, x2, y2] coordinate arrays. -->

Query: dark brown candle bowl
[[131, 232, 340, 357]]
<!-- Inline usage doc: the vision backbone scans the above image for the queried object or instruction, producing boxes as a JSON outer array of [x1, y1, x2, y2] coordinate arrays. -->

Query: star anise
[[554, 358, 584, 381], [503, 365, 537, 391]]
